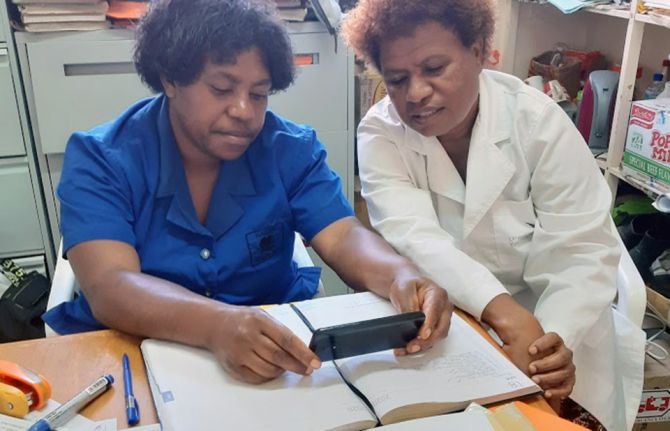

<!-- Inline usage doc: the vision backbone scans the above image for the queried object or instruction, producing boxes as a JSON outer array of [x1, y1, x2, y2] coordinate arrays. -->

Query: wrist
[[481, 294, 537, 340], [200, 302, 238, 350]]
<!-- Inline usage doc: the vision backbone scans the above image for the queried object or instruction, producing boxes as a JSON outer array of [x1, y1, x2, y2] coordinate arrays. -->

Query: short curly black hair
[[134, 0, 295, 94], [341, 0, 495, 72]]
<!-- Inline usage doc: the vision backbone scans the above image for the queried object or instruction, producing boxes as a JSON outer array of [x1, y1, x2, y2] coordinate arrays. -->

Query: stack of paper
[[0, 398, 161, 431], [275, 0, 309, 22], [12, 0, 109, 32]]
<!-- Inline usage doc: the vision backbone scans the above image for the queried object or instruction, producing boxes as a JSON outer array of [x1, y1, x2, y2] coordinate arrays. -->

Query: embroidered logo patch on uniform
[[246, 223, 284, 266]]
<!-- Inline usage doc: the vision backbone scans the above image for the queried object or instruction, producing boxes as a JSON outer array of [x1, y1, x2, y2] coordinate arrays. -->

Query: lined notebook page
[[295, 291, 398, 329], [141, 304, 377, 431], [337, 314, 539, 424]]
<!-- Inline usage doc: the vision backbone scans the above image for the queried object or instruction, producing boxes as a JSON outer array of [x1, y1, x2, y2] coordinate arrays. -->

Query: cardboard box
[[623, 99, 670, 194], [647, 286, 670, 324], [633, 333, 670, 430]]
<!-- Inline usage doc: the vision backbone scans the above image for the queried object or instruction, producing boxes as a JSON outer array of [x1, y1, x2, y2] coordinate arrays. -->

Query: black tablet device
[[308, 311, 426, 361]]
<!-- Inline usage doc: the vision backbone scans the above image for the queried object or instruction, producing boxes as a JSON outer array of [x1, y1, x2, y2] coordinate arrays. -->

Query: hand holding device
[[309, 312, 426, 361]]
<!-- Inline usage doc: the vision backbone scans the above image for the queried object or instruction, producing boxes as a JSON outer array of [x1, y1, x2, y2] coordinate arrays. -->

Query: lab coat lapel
[[462, 135, 514, 239], [462, 72, 515, 239], [404, 127, 466, 204]]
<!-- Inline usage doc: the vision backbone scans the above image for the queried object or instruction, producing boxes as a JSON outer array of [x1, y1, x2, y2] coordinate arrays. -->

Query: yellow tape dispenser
[[0, 360, 51, 418]]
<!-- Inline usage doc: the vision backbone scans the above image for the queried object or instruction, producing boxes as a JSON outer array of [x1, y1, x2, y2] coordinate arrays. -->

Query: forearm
[[482, 293, 544, 375], [313, 218, 417, 299], [84, 269, 230, 349], [481, 293, 542, 339]]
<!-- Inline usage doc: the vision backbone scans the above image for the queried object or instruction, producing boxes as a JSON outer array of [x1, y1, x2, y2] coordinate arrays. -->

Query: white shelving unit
[[604, 2, 670, 201], [501, 0, 670, 202], [584, 4, 631, 19]]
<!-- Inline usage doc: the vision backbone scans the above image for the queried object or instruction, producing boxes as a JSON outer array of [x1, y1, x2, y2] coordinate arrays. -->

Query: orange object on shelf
[[106, 1, 149, 21]]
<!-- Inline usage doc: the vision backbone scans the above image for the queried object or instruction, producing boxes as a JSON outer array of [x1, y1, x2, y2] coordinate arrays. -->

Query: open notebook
[[141, 292, 540, 431]]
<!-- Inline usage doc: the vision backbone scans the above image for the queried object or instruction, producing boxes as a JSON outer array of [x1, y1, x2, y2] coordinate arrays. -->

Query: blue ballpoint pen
[[27, 374, 114, 431], [123, 353, 140, 426]]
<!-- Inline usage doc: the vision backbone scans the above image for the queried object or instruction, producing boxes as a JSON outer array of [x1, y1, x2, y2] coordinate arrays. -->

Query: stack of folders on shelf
[[12, 0, 109, 32], [141, 292, 541, 431], [275, 0, 310, 22]]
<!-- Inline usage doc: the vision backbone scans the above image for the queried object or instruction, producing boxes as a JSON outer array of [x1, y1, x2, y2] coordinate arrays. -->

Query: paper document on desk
[[141, 292, 539, 431], [0, 413, 31, 431], [118, 425, 161, 431], [0, 400, 114, 431], [374, 410, 493, 430]]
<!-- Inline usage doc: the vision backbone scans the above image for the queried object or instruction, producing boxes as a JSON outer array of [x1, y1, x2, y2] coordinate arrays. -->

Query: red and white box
[[623, 99, 670, 193]]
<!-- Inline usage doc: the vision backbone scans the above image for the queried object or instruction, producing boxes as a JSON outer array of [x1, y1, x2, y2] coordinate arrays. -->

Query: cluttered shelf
[[516, 0, 630, 18], [519, 1, 670, 26], [636, 11, 670, 29], [583, 4, 631, 19], [609, 166, 666, 198]]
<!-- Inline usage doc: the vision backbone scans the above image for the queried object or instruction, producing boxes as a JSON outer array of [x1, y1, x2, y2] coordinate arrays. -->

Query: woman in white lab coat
[[342, 1, 644, 430]]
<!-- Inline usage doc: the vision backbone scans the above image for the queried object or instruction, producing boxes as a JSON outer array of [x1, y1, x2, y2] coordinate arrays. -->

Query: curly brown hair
[[341, 0, 495, 71], [134, 0, 294, 94]]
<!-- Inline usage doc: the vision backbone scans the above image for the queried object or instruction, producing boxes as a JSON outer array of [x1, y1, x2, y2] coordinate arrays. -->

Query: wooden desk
[[0, 330, 158, 425], [457, 310, 555, 415], [0, 315, 554, 426]]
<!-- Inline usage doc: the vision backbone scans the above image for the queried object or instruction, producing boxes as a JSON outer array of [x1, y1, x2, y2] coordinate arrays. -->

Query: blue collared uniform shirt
[[43, 95, 353, 334]]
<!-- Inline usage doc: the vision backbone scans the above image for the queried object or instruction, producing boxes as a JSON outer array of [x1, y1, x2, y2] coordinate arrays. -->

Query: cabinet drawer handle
[[63, 61, 136, 77]]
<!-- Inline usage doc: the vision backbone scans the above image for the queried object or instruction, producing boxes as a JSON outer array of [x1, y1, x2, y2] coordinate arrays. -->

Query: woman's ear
[[471, 40, 486, 66], [161, 76, 176, 98]]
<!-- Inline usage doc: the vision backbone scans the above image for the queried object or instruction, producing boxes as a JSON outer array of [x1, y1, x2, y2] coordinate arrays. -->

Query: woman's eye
[[387, 77, 406, 86], [212, 86, 232, 95], [251, 93, 268, 101], [425, 65, 444, 75]]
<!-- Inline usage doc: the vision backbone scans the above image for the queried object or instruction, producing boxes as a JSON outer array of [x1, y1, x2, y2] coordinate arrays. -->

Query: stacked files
[[12, 0, 109, 32], [275, 0, 309, 22]]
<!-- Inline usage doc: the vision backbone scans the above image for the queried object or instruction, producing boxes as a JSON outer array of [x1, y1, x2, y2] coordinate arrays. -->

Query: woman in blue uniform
[[44, 0, 452, 384]]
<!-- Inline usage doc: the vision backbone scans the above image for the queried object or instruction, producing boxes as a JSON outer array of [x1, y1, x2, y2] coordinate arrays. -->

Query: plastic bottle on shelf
[[657, 82, 670, 100], [644, 73, 666, 100]]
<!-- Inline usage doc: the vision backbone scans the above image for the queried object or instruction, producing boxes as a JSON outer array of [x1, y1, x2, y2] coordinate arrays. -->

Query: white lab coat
[[358, 69, 645, 431]]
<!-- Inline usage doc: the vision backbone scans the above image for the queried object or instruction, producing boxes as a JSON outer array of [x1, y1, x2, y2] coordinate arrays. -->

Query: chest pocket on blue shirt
[[246, 222, 285, 266]]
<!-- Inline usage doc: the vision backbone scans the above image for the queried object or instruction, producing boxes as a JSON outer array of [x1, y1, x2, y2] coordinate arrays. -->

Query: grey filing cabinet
[[14, 22, 355, 295], [0, 1, 53, 276]]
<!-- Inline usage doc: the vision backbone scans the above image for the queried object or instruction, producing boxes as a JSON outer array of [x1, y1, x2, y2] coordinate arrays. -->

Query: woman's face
[[163, 48, 271, 162], [379, 21, 484, 140]]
